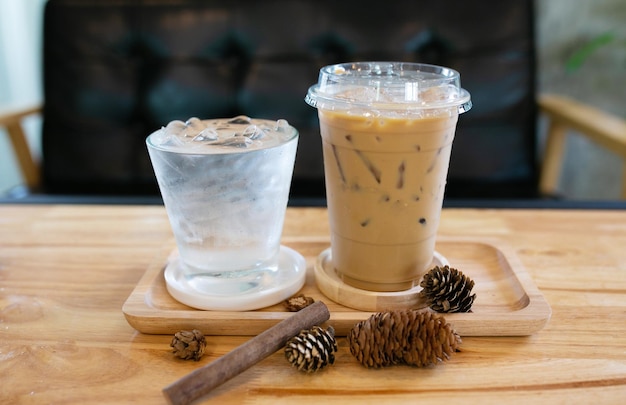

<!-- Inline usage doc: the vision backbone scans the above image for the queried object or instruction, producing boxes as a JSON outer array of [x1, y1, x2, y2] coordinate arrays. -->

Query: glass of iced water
[[146, 116, 305, 311]]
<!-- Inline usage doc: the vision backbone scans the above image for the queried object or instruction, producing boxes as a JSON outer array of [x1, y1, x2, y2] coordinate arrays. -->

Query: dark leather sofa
[[38, 0, 539, 204]]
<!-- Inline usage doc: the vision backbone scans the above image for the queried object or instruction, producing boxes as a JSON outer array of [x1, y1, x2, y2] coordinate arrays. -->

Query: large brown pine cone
[[348, 310, 461, 368]]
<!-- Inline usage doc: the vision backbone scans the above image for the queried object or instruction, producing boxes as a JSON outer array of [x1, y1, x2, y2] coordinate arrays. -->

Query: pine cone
[[348, 310, 461, 368], [419, 265, 476, 313], [171, 329, 206, 361], [284, 294, 315, 312], [284, 325, 337, 372]]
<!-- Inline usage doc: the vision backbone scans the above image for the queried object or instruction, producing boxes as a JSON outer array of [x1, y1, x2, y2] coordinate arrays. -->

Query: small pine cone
[[419, 265, 476, 313], [171, 329, 206, 361], [284, 294, 315, 312], [284, 325, 337, 372], [348, 310, 461, 368]]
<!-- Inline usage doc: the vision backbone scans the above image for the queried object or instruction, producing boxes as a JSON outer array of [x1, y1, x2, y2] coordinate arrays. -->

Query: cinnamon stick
[[163, 301, 331, 405]]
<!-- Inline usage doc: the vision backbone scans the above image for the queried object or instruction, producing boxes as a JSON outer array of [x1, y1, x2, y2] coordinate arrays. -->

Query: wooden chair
[[538, 94, 626, 198], [1, 104, 41, 191]]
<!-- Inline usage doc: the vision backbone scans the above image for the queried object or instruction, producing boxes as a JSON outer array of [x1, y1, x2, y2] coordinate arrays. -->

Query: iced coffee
[[306, 62, 471, 292]]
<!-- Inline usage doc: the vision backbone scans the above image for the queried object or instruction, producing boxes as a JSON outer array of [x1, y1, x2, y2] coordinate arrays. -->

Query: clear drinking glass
[[147, 116, 305, 311]]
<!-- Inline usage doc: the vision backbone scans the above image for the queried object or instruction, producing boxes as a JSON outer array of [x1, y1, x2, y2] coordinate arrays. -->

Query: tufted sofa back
[[42, 0, 537, 201]]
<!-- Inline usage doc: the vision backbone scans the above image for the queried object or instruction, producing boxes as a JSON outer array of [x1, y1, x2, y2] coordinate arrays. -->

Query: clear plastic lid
[[305, 62, 472, 114]]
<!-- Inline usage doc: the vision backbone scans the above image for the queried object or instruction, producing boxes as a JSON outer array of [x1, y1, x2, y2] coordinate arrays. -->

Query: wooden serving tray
[[123, 238, 551, 336]]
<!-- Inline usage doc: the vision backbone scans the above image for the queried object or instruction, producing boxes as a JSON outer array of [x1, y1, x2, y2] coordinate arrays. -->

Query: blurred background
[[1, 0, 625, 199]]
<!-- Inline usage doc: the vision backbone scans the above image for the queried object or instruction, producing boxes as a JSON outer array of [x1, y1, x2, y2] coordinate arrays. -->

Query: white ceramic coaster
[[164, 245, 306, 311], [314, 247, 449, 312]]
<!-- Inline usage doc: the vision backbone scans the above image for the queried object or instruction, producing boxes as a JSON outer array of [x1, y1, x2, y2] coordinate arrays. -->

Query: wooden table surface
[[1, 204, 625, 404]]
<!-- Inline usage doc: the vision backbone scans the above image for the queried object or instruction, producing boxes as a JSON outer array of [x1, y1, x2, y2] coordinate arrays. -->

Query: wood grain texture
[[1, 205, 626, 404]]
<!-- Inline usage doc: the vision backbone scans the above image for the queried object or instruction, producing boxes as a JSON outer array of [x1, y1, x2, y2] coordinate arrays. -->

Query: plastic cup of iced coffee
[[146, 116, 305, 311], [306, 62, 471, 293]]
